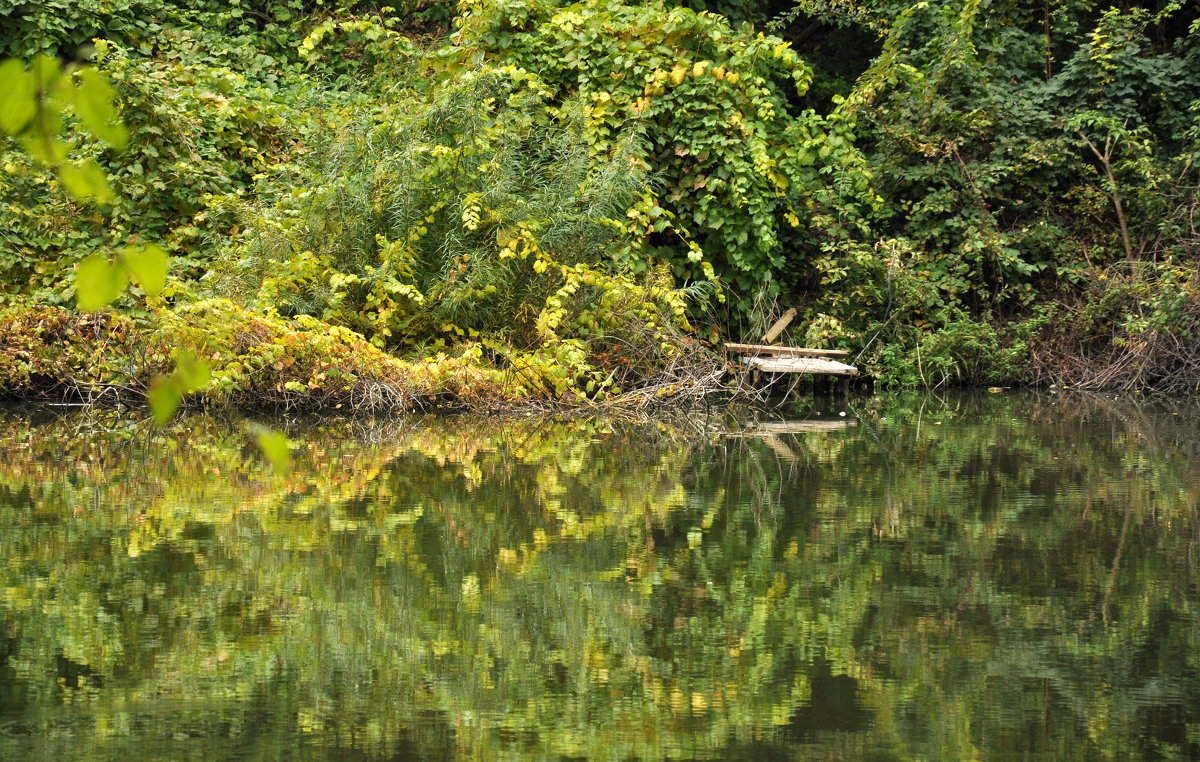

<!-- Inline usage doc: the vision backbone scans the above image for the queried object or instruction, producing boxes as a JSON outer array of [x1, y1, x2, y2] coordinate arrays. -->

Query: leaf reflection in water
[[0, 392, 1198, 760]]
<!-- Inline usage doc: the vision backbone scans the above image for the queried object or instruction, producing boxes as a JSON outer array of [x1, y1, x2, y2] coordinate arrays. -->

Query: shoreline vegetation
[[2, 1, 1199, 416], [0, 299, 734, 413]]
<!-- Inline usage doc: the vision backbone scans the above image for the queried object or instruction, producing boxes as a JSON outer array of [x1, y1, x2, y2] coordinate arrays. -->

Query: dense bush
[[456, 0, 876, 311], [224, 67, 653, 341], [0, 300, 422, 408], [208, 61, 718, 401], [769, 0, 1200, 387]]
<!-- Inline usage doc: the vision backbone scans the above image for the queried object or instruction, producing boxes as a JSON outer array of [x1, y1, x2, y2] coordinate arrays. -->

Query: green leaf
[[147, 375, 183, 426], [174, 352, 211, 391], [72, 67, 127, 149], [30, 55, 63, 92], [57, 160, 114, 204], [122, 244, 168, 296], [0, 59, 36, 135], [147, 354, 210, 425], [16, 110, 66, 164], [254, 428, 292, 473], [75, 254, 128, 311]]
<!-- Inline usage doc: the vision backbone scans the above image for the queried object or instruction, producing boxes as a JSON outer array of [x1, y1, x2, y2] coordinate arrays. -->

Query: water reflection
[[1, 392, 1198, 759]]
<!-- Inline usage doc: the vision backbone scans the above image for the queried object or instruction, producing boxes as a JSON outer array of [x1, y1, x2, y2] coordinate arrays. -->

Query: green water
[[1, 392, 1198, 760]]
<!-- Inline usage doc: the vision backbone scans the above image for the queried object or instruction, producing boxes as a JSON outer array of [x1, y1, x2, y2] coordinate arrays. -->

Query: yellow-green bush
[[0, 291, 714, 410]]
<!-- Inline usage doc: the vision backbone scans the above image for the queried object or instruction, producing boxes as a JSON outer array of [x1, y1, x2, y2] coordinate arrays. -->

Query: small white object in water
[[839, 411, 846, 417]]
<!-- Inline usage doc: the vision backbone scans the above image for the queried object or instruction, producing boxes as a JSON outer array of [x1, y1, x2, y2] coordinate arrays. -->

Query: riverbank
[[6, 290, 1200, 418], [0, 299, 730, 414]]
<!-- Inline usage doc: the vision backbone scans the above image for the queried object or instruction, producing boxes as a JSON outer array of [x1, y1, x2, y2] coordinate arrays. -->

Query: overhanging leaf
[[30, 55, 63, 93], [72, 67, 127, 149], [174, 352, 211, 391], [75, 254, 128, 311], [146, 354, 210, 425], [122, 244, 168, 296], [16, 111, 66, 164], [0, 59, 36, 135], [58, 160, 114, 204], [147, 375, 183, 426], [253, 428, 292, 473]]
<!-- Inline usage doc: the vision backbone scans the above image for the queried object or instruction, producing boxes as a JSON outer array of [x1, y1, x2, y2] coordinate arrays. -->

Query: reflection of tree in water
[[0, 393, 1198, 759]]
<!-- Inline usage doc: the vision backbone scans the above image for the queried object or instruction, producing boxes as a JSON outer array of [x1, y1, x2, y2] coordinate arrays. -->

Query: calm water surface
[[1, 392, 1198, 760]]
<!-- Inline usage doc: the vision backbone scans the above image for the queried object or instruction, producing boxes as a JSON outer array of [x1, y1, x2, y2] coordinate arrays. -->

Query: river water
[[1, 392, 1198, 760]]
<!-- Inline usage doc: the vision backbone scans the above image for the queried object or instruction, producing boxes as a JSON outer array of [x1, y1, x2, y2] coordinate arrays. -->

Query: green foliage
[[456, 0, 877, 307], [0, 55, 126, 195], [768, 0, 1200, 387], [216, 62, 713, 403], [1, 0, 721, 413], [296, 13, 431, 85], [92, 36, 299, 263], [0, 54, 210, 427], [0, 54, 179, 322], [0, 300, 403, 407], [0, 38, 302, 304], [74, 244, 168, 310], [5, 0, 1200, 396], [234, 66, 653, 342], [0, 0, 383, 60], [1026, 261, 1200, 393], [0, 306, 138, 395], [0, 296, 711, 409], [0, 52, 311, 475]]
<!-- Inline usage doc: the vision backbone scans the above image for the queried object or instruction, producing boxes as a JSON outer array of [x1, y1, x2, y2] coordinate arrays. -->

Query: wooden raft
[[725, 309, 858, 379], [727, 344, 859, 377]]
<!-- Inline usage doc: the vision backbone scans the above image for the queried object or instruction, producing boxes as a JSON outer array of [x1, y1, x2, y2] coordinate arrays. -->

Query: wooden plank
[[725, 342, 851, 359], [761, 307, 797, 344], [745, 356, 858, 376]]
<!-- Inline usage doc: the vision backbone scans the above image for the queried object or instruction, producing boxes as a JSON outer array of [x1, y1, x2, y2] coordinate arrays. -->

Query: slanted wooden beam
[[761, 307, 797, 344], [725, 343, 850, 359]]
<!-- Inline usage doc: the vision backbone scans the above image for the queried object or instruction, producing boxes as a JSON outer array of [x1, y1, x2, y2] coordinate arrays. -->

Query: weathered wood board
[[761, 308, 798, 345], [724, 343, 851, 359], [743, 355, 859, 376]]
